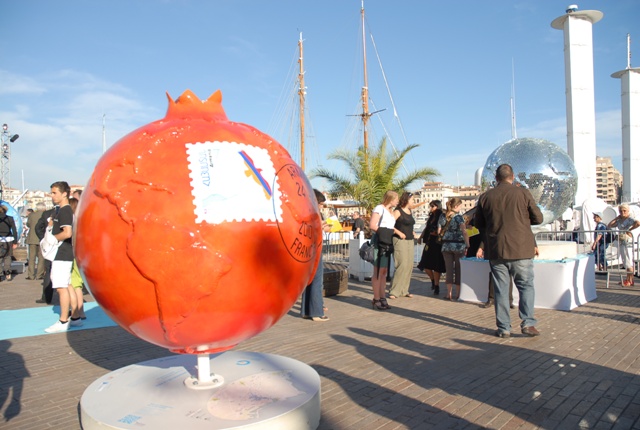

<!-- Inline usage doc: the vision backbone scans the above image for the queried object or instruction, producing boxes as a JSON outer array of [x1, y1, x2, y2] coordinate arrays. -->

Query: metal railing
[[322, 232, 425, 267], [327, 228, 639, 287], [321, 231, 353, 263], [534, 228, 637, 287]]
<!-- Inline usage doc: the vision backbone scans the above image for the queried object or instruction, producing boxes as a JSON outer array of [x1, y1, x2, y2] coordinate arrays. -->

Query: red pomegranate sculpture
[[75, 90, 322, 354]]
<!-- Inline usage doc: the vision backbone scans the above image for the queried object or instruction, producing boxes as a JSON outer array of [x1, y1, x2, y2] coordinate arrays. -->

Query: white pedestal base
[[80, 351, 321, 430]]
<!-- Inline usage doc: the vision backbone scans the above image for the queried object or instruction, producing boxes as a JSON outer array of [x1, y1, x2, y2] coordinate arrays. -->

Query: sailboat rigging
[[297, 33, 306, 171], [359, 1, 371, 160], [269, 2, 415, 176], [342, 0, 415, 173], [268, 31, 321, 174]]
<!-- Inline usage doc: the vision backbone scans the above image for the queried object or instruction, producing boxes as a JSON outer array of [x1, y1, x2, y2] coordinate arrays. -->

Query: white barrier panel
[[348, 238, 396, 281], [459, 254, 597, 311]]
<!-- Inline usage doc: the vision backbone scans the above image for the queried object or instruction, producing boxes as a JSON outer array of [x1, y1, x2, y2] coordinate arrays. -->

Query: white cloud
[[1, 69, 159, 192], [0, 70, 47, 95]]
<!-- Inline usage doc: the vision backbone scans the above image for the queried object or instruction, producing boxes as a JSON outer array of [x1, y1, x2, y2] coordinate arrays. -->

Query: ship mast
[[361, 0, 370, 162], [298, 32, 306, 171], [510, 59, 517, 139]]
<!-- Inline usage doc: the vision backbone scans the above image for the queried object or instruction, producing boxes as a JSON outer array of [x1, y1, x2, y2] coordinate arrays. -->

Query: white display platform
[[536, 240, 579, 260], [459, 254, 597, 310], [459, 258, 492, 303], [81, 351, 321, 430], [348, 238, 395, 281]]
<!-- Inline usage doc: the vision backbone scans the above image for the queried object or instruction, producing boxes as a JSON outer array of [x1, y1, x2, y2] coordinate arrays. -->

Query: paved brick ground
[[1, 263, 639, 429]]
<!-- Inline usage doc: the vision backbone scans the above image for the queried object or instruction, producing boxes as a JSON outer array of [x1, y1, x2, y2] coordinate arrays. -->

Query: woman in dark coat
[[417, 200, 446, 295]]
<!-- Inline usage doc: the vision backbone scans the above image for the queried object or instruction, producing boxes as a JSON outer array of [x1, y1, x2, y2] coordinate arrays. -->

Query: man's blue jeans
[[489, 258, 537, 332]]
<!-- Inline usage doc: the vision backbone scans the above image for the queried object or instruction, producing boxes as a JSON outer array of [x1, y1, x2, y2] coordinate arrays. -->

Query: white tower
[[551, 5, 603, 206], [611, 34, 640, 203], [474, 167, 483, 187]]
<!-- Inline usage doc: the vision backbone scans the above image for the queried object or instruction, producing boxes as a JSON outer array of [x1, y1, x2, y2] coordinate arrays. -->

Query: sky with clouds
[[1, 0, 638, 193]]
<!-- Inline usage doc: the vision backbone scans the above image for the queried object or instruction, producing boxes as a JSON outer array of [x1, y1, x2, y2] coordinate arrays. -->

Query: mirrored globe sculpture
[[480, 138, 578, 225]]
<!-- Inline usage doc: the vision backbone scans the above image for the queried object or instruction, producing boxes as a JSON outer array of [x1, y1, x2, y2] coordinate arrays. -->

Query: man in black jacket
[[475, 164, 543, 338], [34, 206, 56, 304]]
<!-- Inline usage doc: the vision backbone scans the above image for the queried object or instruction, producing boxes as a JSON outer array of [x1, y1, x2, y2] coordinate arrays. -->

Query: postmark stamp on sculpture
[[186, 141, 282, 224]]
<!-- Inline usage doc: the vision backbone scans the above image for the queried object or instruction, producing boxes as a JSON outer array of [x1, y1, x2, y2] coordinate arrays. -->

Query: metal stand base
[[80, 351, 321, 429]]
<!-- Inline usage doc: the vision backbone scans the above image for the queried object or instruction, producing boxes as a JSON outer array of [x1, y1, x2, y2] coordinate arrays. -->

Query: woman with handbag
[[438, 197, 470, 301], [369, 190, 400, 310], [608, 203, 640, 287], [417, 200, 446, 295]]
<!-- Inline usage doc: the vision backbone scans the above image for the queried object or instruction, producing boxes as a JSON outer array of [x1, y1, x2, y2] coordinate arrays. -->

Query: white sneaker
[[70, 318, 84, 327], [45, 320, 70, 333]]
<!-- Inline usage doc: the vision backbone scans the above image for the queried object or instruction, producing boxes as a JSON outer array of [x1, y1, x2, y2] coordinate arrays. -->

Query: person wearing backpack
[[590, 212, 609, 271]]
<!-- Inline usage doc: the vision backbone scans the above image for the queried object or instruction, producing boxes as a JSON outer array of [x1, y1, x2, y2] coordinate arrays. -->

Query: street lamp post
[[1, 123, 19, 201]]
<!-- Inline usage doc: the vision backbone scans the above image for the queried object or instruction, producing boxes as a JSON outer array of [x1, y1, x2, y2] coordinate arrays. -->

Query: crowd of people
[[355, 163, 640, 336], [16, 165, 640, 339], [361, 164, 544, 338]]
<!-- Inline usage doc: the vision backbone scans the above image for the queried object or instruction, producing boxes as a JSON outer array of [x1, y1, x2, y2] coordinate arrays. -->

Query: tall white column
[[612, 67, 640, 202], [551, 7, 603, 207]]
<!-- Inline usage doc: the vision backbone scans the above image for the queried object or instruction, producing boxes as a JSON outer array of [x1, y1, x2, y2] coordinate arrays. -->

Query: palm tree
[[310, 138, 439, 214]]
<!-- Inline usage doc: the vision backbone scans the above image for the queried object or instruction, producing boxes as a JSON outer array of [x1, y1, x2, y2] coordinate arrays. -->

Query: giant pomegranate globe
[[75, 90, 322, 354]]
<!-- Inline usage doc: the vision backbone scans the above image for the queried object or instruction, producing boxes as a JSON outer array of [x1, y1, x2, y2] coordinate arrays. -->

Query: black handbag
[[377, 227, 394, 248], [375, 209, 394, 253]]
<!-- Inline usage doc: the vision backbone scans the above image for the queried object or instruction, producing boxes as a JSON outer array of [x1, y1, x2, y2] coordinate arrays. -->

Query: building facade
[[2, 183, 85, 212], [595, 157, 621, 205], [413, 182, 481, 227]]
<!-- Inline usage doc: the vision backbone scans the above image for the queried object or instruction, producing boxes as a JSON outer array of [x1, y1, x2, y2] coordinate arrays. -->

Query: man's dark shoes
[[35, 299, 50, 304], [481, 300, 493, 308], [521, 326, 540, 337], [495, 330, 510, 338]]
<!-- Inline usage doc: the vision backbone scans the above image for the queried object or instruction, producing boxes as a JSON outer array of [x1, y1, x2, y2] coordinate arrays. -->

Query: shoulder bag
[[40, 226, 62, 262], [359, 241, 375, 264]]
